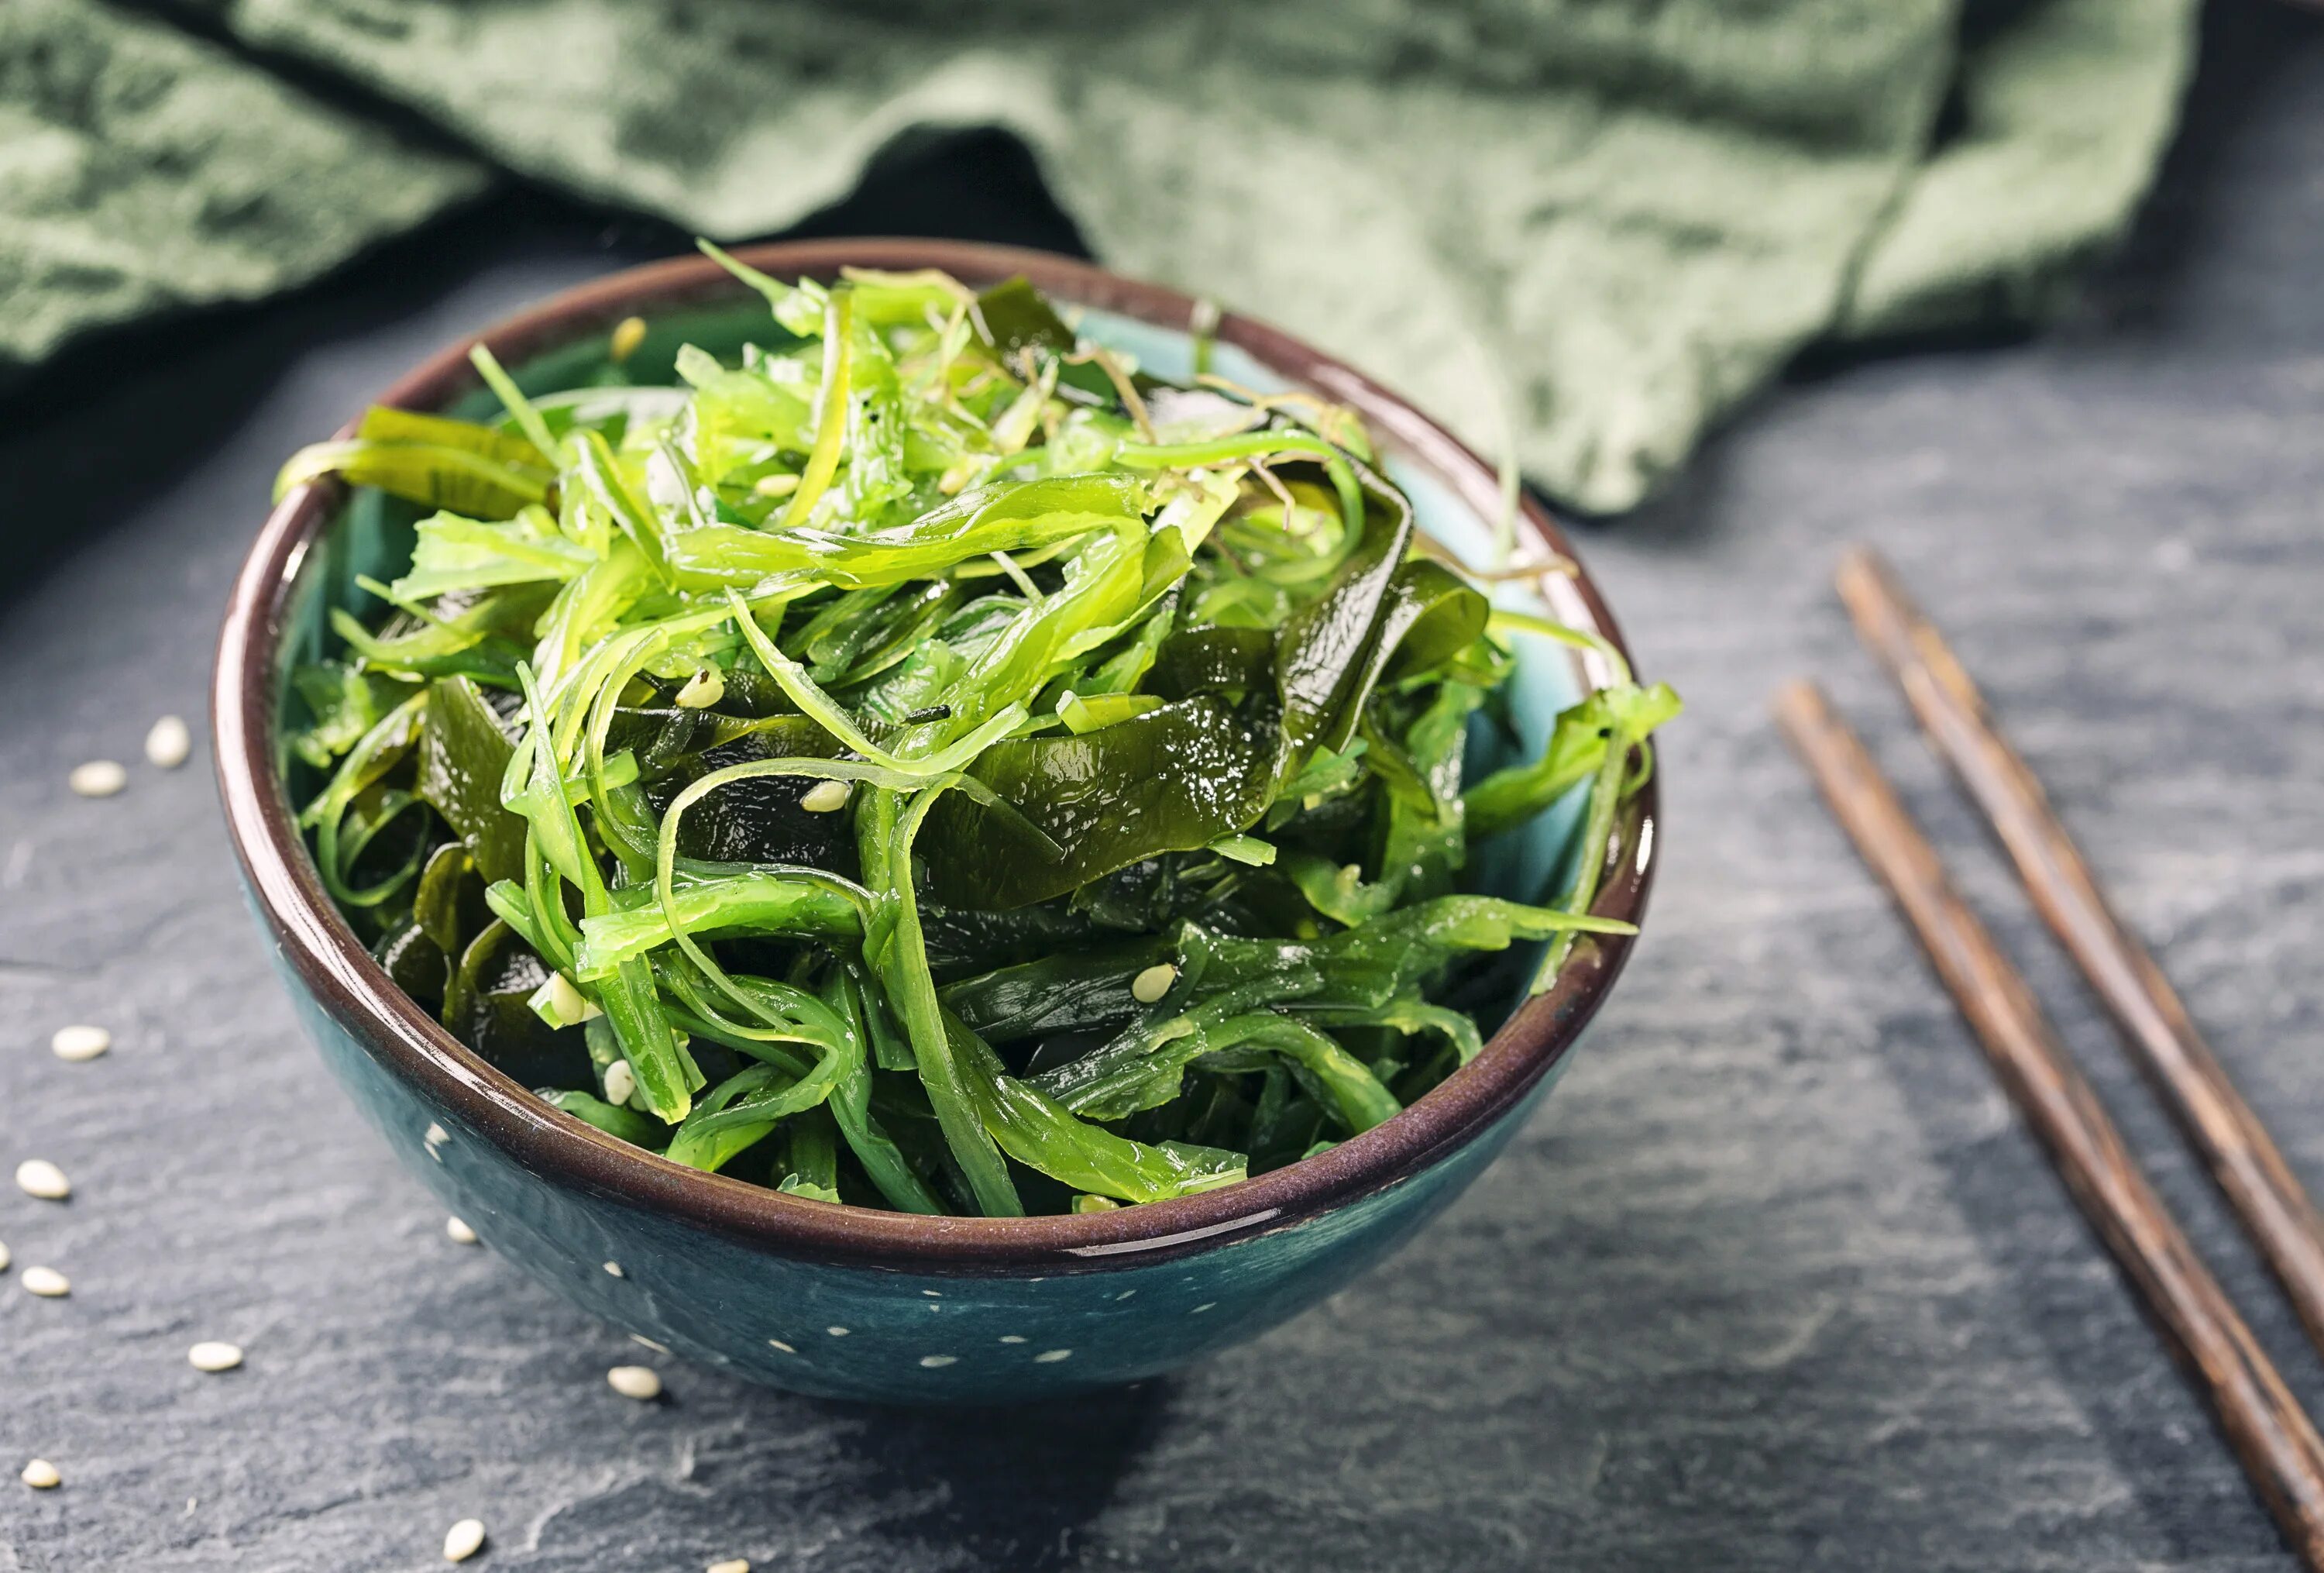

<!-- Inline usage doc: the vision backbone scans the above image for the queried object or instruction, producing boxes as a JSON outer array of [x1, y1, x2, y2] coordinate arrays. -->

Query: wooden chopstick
[[1835, 546, 2324, 1361], [1774, 680, 2324, 1568]]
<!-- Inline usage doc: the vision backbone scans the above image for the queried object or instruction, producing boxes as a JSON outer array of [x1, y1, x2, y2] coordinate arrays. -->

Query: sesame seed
[[825, 1326, 849, 1337], [1130, 963, 1177, 1004], [602, 1059, 637, 1105], [445, 1217, 479, 1245], [0, 1239, 10, 1272], [607, 1365, 662, 1400], [603, 1261, 624, 1278], [145, 716, 192, 769], [675, 667, 725, 709], [22, 1459, 60, 1490], [50, 1024, 110, 1062], [918, 1354, 957, 1368], [766, 1338, 796, 1354], [753, 473, 800, 497], [608, 315, 648, 363], [15, 1159, 69, 1201], [188, 1341, 243, 1373], [443, 1517, 486, 1562], [68, 760, 127, 797], [999, 1335, 1026, 1344], [630, 1334, 671, 1354], [709, 1560, 752, 1573], [1191, 1302, 1216, 1313], [529, 972, 599, 1028], [799, 780, 851, 814], [22, 1266, 69, 1298], [1033, 1349, 1073, 1363]]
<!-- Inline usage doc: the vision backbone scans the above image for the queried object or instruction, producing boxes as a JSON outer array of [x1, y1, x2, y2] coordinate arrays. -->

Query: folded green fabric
[[0, 0, 483, 374], [3, 0, 2192, 512]]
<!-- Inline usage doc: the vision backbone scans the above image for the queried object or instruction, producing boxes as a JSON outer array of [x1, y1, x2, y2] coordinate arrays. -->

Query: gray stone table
[[4, 6, 2321, 1568]]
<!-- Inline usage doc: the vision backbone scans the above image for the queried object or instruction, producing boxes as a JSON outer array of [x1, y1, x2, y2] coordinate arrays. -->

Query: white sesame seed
[[50, 1024, 110, 1062], [799, 779, 851, 814], [22, 1459, 60, 1489], [425, 1123, 449, 1161], [445, 1217, 479, 1245], [0, 1239, 10, 1272], [766, 1339, 796, 1354], [630, 1334, 671, 1354], [68, 760, 127, 798], [708, 1560, 751, 1573], [1130, 962, 1177, 1004], [15, 1159, 69, 1201], [443, 1516, 486, 1562], [187, 1341, 243, 1373], [1114, 1289, 1136, 1300], [607, 1365, 662, 1400], [602, 1058, 637, 1105], [675, 667, 725, 709], [1033, 1348, 1073, 1363], [1191, 1302, 1216, 1313], [825, 1326, 849, 1337], [999, 1335, 1026, 1344], [144, 715, 193, 769], [603, 1261, 624, 1278], [609, 315, 648, 364], [529, 971, 600, 1028], [22, 1266, 69, 1298], [918, 1354, 957, 1368], [921, 1289, 942, 1297]]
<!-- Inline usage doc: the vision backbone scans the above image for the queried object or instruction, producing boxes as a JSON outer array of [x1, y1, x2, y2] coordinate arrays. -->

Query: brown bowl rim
[[212, 238, 1659, 1274]]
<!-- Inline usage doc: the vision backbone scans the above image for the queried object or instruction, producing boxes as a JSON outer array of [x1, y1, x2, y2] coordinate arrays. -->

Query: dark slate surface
[[4, 9, 2321, 1569]]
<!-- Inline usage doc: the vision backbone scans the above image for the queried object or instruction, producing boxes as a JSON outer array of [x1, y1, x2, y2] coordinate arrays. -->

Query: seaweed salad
[[275, 246, 1679, 1218]]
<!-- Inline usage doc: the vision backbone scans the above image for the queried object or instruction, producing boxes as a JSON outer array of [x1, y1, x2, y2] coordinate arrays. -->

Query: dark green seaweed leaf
[[923, 697, 1273, 910], [418, 676, 527, 884]]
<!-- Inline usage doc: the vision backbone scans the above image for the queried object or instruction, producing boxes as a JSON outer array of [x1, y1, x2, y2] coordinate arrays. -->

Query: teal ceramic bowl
[[213, 240, 1658, 1405]]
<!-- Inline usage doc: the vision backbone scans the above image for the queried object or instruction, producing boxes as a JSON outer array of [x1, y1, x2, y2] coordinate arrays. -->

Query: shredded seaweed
[[277, 260, 1678, 1214]]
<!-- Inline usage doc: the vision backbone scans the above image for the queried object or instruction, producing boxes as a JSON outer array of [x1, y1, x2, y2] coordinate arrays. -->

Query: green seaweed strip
[[468, 344, 560, 463], [861, 786, 1021, 1217], [513, 665, 690, 1120]]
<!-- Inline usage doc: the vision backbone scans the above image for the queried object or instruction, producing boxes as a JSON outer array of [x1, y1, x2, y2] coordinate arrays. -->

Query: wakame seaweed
[[277, 250, 1678, 1217]]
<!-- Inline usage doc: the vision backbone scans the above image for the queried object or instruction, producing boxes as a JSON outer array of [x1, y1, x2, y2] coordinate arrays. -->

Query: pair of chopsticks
[[1776, 548, 2324, 1568]]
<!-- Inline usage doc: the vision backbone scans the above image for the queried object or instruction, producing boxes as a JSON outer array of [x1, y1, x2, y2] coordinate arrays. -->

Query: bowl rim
[[212, 237, 1659, 1274]]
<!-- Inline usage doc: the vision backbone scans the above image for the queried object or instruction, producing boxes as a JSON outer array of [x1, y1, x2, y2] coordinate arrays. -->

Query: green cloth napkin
[[4, 0, 2192, 513]]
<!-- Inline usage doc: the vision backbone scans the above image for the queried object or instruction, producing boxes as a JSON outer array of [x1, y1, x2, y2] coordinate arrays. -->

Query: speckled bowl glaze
[[214, 240, 1659, 1405]]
